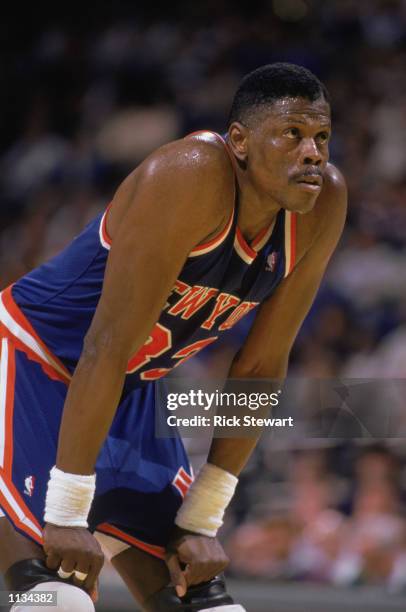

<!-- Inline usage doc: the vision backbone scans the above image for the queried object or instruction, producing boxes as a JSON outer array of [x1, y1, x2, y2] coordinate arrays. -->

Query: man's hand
[[166, 527, 229, 597], [43, 523, 104, 598]]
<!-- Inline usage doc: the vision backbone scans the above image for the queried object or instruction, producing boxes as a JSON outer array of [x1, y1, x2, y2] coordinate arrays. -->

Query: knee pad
[[144, 575, 246, 612], [10, 582, 94, 611]]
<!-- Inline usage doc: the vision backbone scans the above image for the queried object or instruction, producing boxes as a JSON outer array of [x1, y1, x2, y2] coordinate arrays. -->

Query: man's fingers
[[183, 561, 210, 586], [56, 557, 76, 580], [183, 557, 229, 587], [72, 562, 91, 586], [166, 554, 187, 598], [45, 552, 62, 571], [89, 581, 99, 603], [59, 558, 76, 574], [42, 524, 105, 595], [166, 532, 231, 595], [183, 563, 197, 584], [83, 555, 104, 593]]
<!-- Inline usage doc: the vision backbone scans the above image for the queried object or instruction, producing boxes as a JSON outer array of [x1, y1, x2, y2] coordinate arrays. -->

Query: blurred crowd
[[1, 0, 405, 376], [1, 0, 406, 590], [225, 442, 406, 591]]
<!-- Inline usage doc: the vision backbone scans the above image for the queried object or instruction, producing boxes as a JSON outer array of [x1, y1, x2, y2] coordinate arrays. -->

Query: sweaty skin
[[0, 96, 347, 606]]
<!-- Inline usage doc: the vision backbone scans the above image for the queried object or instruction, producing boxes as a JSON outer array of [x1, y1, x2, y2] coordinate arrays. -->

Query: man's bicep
[[84, 157, 226, 360]]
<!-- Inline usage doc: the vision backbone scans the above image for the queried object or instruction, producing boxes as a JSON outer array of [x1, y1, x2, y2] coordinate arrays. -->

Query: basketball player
[[0, 63, 346, 611]]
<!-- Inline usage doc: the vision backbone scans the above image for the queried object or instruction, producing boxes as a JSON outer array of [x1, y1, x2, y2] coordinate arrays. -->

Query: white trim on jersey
[[0, 293, 70, 381], [233, 235, 255, 265], [0, 341, 43, 540], [251, 218, 276, 252], [284, 211, 293, 278], [99, 209, 111, 250], [0, 474, 43, 539], [0, 338, 8, 469]]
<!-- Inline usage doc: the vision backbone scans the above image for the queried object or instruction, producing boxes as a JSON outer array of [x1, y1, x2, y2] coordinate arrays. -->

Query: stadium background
[[1, 1, 406, 610]]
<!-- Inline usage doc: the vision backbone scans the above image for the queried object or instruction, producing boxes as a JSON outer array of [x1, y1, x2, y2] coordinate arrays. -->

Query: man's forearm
[[207, 437, 259, 476], [56, 344, 128, 474], [207, 358, 287, 476]]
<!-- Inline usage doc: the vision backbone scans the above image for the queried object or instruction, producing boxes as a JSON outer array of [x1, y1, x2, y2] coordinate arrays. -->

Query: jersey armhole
[[99, 203, 113, 250]]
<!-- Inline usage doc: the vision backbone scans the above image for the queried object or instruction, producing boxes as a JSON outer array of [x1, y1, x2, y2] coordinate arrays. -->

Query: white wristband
[[44, 466, 96, 528], [175, 463, 238, 537]]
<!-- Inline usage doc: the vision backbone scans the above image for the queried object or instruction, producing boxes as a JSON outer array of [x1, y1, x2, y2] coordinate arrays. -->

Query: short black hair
[[229, 62, 330, 126]]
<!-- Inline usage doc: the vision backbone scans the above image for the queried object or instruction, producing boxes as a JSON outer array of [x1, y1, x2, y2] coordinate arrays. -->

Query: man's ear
[[227, 122, 248, 164]]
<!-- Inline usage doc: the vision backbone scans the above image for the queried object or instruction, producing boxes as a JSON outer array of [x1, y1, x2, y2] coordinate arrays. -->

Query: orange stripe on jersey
[[3, 340, 15, 475], [189, 208, 235, 257], [0, 481, 43, 545], [0, 287, 71, 384], [251, 217, 277, 252], [172, 466, 193, 498], [234, 217, 277, 265], [173, 478, 189, 497], [284, 211, 297, 277], [187, 131, 236, 257], [290, 212, 297, 273], [96, 523, 165, 560], [234, 228, 256, 265], [179, 467, 193, 485], [99, 202, 113, 250], [250, 226, 269, 249], [0, 324, 67, 385], [0, 341, 43, 545]]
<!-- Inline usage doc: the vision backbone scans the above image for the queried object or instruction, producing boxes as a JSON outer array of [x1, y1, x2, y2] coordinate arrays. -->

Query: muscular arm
[[56, 139, 233, 474], [208, 164, 348, 475]]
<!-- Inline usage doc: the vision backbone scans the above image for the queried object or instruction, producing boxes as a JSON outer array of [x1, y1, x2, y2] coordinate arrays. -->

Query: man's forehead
[[266, 96, 331, 123]]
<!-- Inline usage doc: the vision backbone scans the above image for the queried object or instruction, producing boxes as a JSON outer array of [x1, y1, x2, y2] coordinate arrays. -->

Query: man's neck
[[236, 173, 281, 242]]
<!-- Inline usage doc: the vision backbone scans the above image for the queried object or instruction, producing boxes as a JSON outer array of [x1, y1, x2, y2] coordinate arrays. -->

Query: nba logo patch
[[266, 251, 278, 272], [24, 475, 36, 497]]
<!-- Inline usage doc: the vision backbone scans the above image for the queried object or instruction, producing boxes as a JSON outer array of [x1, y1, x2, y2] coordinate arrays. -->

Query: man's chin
[[285, 196, 318, 214], [282, 180, 325, 214]]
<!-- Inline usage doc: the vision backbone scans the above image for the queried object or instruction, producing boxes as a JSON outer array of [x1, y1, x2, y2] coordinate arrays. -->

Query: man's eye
[[285, 128, 300, 139], [317, 132, 330, 143]]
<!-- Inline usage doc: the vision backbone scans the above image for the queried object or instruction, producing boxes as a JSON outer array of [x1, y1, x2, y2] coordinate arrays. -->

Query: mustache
[[291, 168, 324, 180]]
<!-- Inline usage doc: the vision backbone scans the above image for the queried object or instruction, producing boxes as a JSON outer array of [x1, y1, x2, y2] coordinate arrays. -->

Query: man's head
[[228, 63, 332, 213]]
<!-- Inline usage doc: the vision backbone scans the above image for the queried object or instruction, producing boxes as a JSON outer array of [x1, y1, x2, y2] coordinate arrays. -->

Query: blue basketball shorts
[[0, 291, 193, 561]]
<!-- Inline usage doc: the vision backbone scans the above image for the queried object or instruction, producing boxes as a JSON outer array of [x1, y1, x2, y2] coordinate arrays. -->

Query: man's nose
[[300, 138, 323, 165]]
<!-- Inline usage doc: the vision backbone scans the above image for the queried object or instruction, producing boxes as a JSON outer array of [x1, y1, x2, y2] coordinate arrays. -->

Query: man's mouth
[[294, 173, 323, 191]]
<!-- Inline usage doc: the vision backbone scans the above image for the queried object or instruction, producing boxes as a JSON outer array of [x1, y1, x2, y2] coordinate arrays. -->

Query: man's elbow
[[230, 350, 289, 379], [81, 328, 129, 369]]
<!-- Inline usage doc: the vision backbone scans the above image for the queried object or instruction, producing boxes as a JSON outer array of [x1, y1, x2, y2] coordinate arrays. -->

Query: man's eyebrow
[[277, 116, 331, 127]]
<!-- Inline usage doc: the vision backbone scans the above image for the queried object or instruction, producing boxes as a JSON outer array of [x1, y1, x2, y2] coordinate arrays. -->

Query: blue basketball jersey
[[7, 132, 297, 390]]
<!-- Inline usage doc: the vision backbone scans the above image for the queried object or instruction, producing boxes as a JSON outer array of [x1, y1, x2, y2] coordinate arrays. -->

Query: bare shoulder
[[317, 162, 348, 222], [148, 131, 231, 170], [310, 164, 347, 229], [108, 132, 235, 240], [132, 132, 234, 203]]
